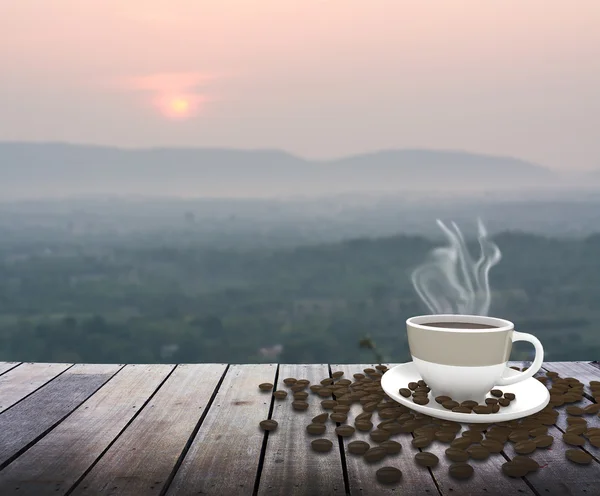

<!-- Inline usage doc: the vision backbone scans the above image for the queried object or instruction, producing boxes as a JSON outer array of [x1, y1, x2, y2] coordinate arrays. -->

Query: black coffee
[[424, 322, 498, 330]]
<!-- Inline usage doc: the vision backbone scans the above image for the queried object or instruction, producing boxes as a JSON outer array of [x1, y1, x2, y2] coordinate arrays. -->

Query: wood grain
[[71, 363, 227, 496], [0, 363, 20, 377], [0, 363, 73, 414], [256, 364, 346, 495], [501, 361, 600, 495], [0, 364, 173, 495], [331, 363, 440, 496], [164, 364, 276, 496], [0, 363, 122, 468]]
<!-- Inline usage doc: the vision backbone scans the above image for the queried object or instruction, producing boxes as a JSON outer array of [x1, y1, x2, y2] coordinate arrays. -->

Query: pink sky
[[1, 0, 599, 169]]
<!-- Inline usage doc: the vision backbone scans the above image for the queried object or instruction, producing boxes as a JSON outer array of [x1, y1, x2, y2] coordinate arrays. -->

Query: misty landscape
[[2, 142, 600, 365]]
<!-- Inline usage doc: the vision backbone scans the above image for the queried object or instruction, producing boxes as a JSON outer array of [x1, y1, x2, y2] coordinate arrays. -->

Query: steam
[[411, 219, 501, 316]]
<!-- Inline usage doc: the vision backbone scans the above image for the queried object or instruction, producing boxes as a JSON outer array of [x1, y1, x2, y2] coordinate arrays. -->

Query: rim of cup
[[407, 314, 514, 332]]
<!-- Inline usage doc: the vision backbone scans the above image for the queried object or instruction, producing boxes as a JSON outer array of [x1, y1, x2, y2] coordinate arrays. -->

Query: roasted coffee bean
[[332, 371, 344, 379], [566, 406, 584, 416], [283, 377, 297, 386], [376, 466, 402, 484], [364, 447, 387, 463], [490, 389, 504, 398], [585, 427, 600, 438], [294, 391, 309, 400], [529, 426, 548, 437], [292, 384, 307, 393], [330, 413, 348, 423], [260, 419, 278, 431], [452, 406, 472, 413], [584, 403, 600, 414], [321, 400, 337, 410], [450, 437, 472, 449], [320, 378, 334, 386], [565, 449, 593, 465], [435, 430, 457, 443], [566, 424, 586, 436], [462, 430, 483, 442], [498, 398, 511, 407], [348, 440, 370, 455], [563, 433, 586, 446], [589, 436, 600, 448], [486, 428, 509, 443], [337, 379, 352, 386], [502, 461, 529, 478], [537, 376, 548, 384], [408, 382, 419, 390], [336, 425, 356, 437], [461, 400, 478, 409], [546, 371, 559, 378], [443, 422, 463, 432], [259, 383, 274, 391], [370, 429, 391, 442], [481, 439, 504, 453], [292, 400, 309, 411], [364, 401, 379, 412], [313, 413, 329, 423], [514, 440, 537, 454], [485, 398, 499, 405], [413, 396, 430, 406], [317, 388, 333, 397], [380, 440, 402, 454], [273, 390, 288, 399], [364, 368, 376, 375], [491, 404, 500, 413], [435, 395, 452, 404], [473, 405, 492, 414], [467, 445, 490, 460], [333, 405, 350, 413], [311, 438, 333, 453], [504, 393, 516, 401], [415, 452, 439, 467], [566, 416, 586, 425], [296, 379, 310, 386], [412, 436, 432, 448], [445, 447, 470, 462], [532, 434, 553, 448], [399, 388, 412, 398], [442, 400, 459, 410], [307, 423, 326, 435], [355, 420, 374, 432], [449, 463, 474, 480], [508, 430, 530, 443]]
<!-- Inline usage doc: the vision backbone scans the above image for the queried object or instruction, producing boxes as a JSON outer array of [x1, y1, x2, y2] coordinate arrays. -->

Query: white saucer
[[381, 362, 550, 423]]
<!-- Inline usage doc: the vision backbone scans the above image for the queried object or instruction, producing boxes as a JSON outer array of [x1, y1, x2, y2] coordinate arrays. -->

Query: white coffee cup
[[406, 314, 544, 403]]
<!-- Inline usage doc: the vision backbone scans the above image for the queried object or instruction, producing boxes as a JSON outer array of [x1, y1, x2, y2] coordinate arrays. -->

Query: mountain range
[[0, 142, 596, 199]]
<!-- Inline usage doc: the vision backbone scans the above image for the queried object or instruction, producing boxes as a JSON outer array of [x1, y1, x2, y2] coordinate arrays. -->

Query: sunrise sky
[[1, 0, 599, 169]]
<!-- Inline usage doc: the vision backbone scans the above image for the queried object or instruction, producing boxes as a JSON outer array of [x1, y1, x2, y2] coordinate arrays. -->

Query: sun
[[154, 94, 202, 120], [170, 97, 190, 115]]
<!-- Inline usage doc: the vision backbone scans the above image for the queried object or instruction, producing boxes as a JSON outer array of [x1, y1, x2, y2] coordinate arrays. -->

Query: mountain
[[0, 142, 564, 199]]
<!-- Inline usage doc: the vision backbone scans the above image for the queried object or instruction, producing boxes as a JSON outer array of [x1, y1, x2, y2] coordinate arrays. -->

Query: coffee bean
[[412, 436, 432, 448], [260, 419, 278, 431], [481, 439, 504, 453], [589, 436, 600, 448], [504, 393, 516, 401], [370, 429, 391, 442], [565, 449, 593, 465], [546, 371, 559, 378], [514, 440, 537, 454], [445, 447, 469, 462], [452, 406, 472, 413], [450, 437, 472, 449], [442, 400, 459, 410], [336, 425, 356, 437], [380, 440, 402, 455], [321, 400, 337, 410], [467, 445, 490, 460], [330, 413, 348, 423], [382, 422, 403, 435], [347, 440, 370, 455], [283, 377, 297, 386], [532, 434, 553, 448], [415, 452, 439, 467], [355, 420, 374, 432], [435, 395, 452, 404], [435, 430, 457, 443], [408, 382, 419, 390], [449, 463, 474, 480], [311, 438, 333, 453], [364, 401, 379, 412], [537, 376, 548, 384], [353, 373, 366, 380], [363, 368, 376, 375], [513, 456, 540, 472], [376, 466, 402, 484], [566, 416, 586, 425], [502, 461, 529, 478], [337, 379, 352, 386], [296, 379, 310, 386], [259, 383, 274, 391], [485, 398, 499, 405], [273, 390, 288, 399], [462, 430, 483, 442], [317, 387, 333, 397], [292, 400, 309, 411], [399, 388, 412, 398], [473, 405, 492, 414], [292, 384, 307, 393], [508, 430, 530, 443], [584, 427, 600, 438], [566, 424, 586, 436], [307, 423, 326, 435], [529, 426, 548, 437], [491, 404, 500, 413], [294, 391, 309, 400], [313, 413, 329, 423], [566, 406, 584, 416], [413, 396, 430, 405], [563, 433, 586, 446], [486, 429, 509, 443], [364, 447, 387, 463], [584, 403, 600, 414], [490, 389, 504, 398], [461, 400, 478, 409], [332, 371, 344, 379], [333, 405, 350, 413]]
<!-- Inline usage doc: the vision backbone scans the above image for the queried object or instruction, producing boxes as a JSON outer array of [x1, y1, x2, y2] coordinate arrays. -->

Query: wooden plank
[[70, 363, 227, 496], [0, 364, 174, 496], [501, 361, 600, 495], [0, 363, 122, 469], [165, 364, 277, 496], [256, 364, 346, 495], [542, 361, 600, 399], [0, 363, 21, 377], [331, 363, 440, 496], [0, 363, 73, 414]]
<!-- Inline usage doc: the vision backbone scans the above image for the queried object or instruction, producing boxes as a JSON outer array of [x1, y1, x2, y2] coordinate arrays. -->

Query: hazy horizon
[[2, 1, 600, 171]]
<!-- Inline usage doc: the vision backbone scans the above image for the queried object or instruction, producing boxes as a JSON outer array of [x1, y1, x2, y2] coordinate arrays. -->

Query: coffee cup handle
[[495, 330, 544, 386]]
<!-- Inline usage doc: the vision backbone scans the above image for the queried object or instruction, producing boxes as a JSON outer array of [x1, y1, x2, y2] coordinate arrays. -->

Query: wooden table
[[0, 361, 598, 495]]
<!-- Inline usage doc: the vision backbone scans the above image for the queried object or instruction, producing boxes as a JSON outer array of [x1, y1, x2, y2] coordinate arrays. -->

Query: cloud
[[120, 71, 219, 93]]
